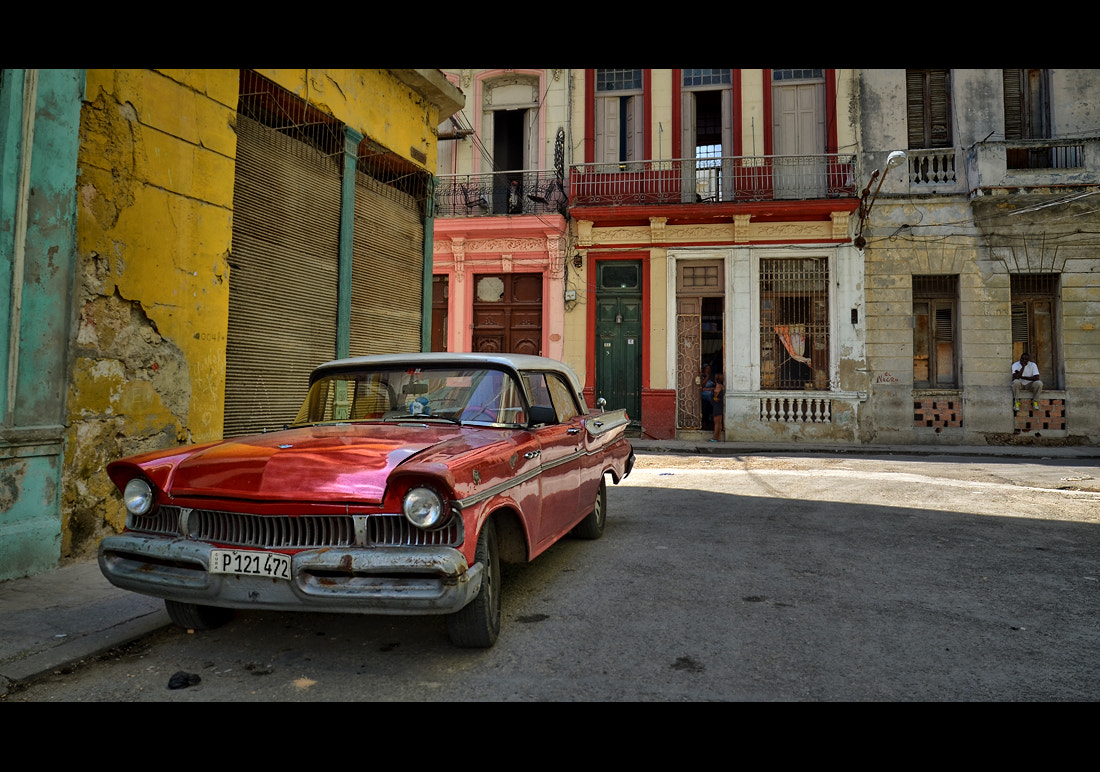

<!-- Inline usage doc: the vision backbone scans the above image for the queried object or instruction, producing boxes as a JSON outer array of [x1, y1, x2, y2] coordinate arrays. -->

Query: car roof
[[312, 352, 584, 392]]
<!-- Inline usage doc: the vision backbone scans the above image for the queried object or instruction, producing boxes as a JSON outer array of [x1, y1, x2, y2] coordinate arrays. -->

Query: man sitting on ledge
[[1011, 352, 1043, 413]]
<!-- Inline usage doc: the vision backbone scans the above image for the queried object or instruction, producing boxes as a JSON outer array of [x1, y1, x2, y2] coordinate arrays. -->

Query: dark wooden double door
[[472, 273, 542, 356]]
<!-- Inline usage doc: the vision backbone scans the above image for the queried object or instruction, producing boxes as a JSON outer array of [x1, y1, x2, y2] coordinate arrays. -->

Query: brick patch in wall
[[1014, 398, 1066, 432], [914, 398, 962, 428]]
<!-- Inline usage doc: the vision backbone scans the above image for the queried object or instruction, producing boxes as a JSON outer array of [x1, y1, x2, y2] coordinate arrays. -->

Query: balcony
[[965, 137, 1100, 195], [568, 154, 857, 207], [435, 170, 567, 218], [906, 147, 961, 193]]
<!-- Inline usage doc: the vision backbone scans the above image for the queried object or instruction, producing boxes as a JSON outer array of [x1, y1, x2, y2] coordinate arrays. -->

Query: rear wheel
[[164, 600, 234, 631], [571, 476, 607, 540], [447, 518, 501, 648]]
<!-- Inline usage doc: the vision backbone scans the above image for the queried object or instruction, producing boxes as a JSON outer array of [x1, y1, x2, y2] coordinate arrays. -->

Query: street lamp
[[854, 150, 907, 249]]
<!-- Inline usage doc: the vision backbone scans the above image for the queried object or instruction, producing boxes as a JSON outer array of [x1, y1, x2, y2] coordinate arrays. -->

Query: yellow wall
[[67, 69, 239, 547], [76, 68, 238, 446], [66, 68, 449, 557]]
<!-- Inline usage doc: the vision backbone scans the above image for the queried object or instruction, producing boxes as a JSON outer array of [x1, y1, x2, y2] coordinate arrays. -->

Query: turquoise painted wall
[[0, 69, 84, 580]]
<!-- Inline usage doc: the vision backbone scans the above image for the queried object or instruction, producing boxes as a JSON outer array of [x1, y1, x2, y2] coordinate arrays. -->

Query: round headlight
[[403, 487, 447, 529], [123, 478, 156, 516]]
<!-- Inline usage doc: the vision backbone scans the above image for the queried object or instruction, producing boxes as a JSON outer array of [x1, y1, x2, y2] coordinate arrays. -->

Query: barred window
[[913, 275, 958, 388], [760, 257, 829, 390]]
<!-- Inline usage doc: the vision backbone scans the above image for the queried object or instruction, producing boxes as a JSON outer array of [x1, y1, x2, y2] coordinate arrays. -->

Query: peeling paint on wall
[[64, 69, 239, 559], [63, 273, 191, 556]]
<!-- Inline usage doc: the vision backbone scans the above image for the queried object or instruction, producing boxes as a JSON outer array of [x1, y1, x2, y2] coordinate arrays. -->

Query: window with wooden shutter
[[913, 275, 957, 388], [594, 69, 645, 169], [1011, 274, 1059, 388], [906, 70, 952, 149], [1004, 69, 1052, 168]]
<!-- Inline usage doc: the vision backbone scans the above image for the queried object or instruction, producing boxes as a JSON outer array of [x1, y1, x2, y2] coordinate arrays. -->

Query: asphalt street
[[2, 439, 1098, 700]]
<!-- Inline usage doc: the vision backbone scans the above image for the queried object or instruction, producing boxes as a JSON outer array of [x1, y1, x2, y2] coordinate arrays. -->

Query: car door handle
[[592, 421, 604, 428], [524, 450, 541, 459], [567, 428, 580, 435]]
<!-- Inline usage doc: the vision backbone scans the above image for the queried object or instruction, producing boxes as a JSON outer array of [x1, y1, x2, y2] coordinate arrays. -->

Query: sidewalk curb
[[628, 439, 1100, 460], [0, 561, 169, 696]]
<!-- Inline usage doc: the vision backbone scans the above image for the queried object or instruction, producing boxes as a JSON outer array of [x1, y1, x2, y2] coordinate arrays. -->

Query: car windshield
[[293, 366, 528, 427]]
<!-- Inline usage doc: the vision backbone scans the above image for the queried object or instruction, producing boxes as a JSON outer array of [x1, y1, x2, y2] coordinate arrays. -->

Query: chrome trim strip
[[455, 465, 544, 510], [454, 446, 590, 510]]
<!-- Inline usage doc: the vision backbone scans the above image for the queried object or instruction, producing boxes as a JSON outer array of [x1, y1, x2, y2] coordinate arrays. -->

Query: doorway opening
[[675, 259, 724, 430]]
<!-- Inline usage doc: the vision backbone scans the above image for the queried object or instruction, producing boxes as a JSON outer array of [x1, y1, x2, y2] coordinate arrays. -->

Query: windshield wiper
[[386, 413, 462, 425]]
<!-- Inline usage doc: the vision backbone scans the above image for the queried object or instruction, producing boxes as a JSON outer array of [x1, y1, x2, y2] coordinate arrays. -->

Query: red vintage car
[[98, 353, 634, 648]]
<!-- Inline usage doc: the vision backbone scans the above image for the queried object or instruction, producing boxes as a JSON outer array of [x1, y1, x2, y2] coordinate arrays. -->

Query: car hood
[[117, 422, 509, 504]]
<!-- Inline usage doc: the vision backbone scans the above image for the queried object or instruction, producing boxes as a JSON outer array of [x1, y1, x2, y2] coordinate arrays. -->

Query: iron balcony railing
[[435, 170, 568, 218], [569, 154, 858, 206]]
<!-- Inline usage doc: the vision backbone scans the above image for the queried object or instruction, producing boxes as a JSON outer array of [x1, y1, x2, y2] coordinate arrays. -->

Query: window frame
[[912, 275, 959, 389], [523, 371, 581, 422], [1004, 69, 1052, 169], [593, 68, 646, 167], [759, 256, 831, 391], [906, 69, 952, 150], [680, 71, 734, 201], [1010, 273, 1060, 390]]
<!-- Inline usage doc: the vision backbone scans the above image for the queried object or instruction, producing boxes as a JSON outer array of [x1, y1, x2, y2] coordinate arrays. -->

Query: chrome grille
[[197, 509, 355, 548], [127, 506, 462, 549], [128, 507, 179, 538], [366, 514, 462, 547]]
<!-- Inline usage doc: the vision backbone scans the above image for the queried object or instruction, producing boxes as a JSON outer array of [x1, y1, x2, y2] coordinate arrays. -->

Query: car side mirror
[[527, 405, 557, 426], [596, 397, 607, 413]]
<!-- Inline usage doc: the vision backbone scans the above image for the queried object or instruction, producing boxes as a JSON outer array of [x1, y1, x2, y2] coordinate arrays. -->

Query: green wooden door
[[595, 262, 642, 423]]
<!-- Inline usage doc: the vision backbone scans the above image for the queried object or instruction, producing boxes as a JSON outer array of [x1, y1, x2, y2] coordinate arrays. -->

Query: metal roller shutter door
[[350, 171, 424, 356], [224, 117, 341, 437]]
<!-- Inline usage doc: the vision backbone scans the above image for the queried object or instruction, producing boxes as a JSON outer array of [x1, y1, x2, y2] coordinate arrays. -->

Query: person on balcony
[[1011, 352, 1043, 412], [508, 179, 522, 214]]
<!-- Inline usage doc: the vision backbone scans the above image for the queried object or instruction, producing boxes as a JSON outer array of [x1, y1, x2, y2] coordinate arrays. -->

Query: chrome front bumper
[[98, 534, 482, 615]]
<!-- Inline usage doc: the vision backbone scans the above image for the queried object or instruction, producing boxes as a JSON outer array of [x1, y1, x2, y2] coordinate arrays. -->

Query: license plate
[[209, 549, 292, 580]]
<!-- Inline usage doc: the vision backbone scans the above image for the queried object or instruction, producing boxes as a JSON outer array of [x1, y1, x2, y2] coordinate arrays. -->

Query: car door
[[524, 371, 586, 545]]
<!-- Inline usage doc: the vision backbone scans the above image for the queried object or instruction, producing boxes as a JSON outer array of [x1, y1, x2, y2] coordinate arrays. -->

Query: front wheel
[[447, 518, 501, 648], [571, 476, 607, 540], [165, 599, 234, 631]]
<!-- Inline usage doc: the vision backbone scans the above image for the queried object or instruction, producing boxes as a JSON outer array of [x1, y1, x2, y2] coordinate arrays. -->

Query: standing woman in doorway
[[710, 373, 725, 442], [700, 364, 715, 430]]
